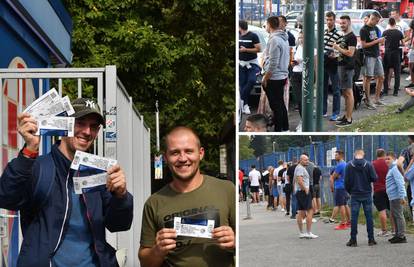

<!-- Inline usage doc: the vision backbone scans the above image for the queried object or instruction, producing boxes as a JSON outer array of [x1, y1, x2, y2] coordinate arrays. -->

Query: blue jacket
[[0, 144, 133, 267], [386, 162, 407, 201], [344, 158, 378, 197]]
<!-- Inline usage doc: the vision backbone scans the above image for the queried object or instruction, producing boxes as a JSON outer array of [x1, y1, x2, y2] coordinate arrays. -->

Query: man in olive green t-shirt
[[138, 126, 235, 267]]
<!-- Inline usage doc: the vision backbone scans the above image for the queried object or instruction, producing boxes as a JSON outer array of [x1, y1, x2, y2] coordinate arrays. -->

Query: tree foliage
[[239, 136, 254, 160], [63, 0, 235, 172]]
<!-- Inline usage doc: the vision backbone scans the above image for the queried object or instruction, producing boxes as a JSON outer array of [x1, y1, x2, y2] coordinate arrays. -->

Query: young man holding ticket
[[0, 97, 133, 267], [138, 126, 235, 267]]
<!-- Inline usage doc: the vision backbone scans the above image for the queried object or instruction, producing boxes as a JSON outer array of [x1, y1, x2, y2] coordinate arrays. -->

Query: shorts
[[250, 186, 259, 193], [363, 56, 384, 77], [296, 190, 313, 211], [338, 66, 354, 90], [272, 185, 279, 197], [409, 49, 414, 63], [263, 184, 270, 196], [373, 191, 390, 212], [312, 184, 320, 198], [334, 188, 349, 206]]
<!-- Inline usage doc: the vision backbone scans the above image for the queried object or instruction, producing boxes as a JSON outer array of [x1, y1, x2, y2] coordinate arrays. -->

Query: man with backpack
[[0, 98, 133, 266]]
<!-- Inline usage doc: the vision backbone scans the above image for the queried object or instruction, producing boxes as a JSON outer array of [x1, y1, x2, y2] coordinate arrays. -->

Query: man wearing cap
[[0, 97, 133, 266]]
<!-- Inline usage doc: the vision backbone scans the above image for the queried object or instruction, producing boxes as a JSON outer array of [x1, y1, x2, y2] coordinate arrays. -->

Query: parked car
[[334, 9, 382, 21]]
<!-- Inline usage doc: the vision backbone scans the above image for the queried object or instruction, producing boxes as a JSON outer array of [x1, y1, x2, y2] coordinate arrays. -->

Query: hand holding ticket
[[174, 217, 215, 239], [71, 151, 119, 195]]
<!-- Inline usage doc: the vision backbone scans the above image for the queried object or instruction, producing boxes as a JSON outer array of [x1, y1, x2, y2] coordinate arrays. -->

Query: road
[[239, 73, 413, 132], [239, 201, 414, 267]]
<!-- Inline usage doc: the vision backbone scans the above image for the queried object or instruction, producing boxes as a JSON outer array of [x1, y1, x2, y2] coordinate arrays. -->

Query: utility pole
[[155, 101, 160, 152], [316, 0, 324, 131], [302, 0, 315, 131]]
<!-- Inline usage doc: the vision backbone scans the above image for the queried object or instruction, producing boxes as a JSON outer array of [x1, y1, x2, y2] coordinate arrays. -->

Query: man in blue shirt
[[332, 150, 350, 230]]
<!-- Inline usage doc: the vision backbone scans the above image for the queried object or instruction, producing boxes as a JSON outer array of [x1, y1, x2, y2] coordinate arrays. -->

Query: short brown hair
[[163, 126, 201, 151], [376, 148, 386, 158], [386, 151, 396, 158], [267, 16, 279, 30]]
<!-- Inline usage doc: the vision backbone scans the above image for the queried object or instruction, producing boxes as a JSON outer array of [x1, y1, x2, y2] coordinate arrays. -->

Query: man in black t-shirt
[[383, 18, 404, 96], [239, 20, 261, 115], [332, 15, 357, 127], [286, 158, 298, 219], [312, 166, 322, 216], [360, 11, 385, 110]]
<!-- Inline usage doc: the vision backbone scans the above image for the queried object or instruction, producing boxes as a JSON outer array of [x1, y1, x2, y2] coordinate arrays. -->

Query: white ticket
[[71, 150, 117, 171], [174, 217, 215, 239], [73, 172, 108, 194], [36, 117, 75, 137], [62, 96, 75, 116], [24, 88, 61, 117]]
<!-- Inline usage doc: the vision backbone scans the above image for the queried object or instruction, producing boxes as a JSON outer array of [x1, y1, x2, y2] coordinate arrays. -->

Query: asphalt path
[[239, 201, 414, 267]]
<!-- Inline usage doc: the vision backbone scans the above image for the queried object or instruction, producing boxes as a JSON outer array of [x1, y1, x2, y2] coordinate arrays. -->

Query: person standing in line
[[332, 151, 351, 230], [312, 165, 322, 216], [284, 162, 293, 216], [278, 162, 288, 212], [332, 15, 357, 127], [262, 168, 271, 210], [267, 166, 275, 210], [262, 16, 290, 132], [323, 11, 342, 120], [397, 136, 414, 221], [249, 165, 261, 203], [295, 154, 318, 239], [360, 11, 385, 109], [287, 158, 298, 218], [385, 151, 408, 244], [372, 149, 394, 237], [239, 168, 244, 202], [239, 20, 261, 115], [344, 149, 378, 247], [382, 18, 404, 96]]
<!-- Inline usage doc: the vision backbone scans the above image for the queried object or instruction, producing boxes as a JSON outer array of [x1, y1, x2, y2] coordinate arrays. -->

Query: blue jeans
[[239, 64, 260, 103], [291, 192, 297, 216], [350, 195, 374, 241], [323, 67, 340, 115]]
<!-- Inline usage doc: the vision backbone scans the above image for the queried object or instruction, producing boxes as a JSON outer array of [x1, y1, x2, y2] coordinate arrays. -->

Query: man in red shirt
[[372, 149, 395, 236], [239, 168, 245, 202]]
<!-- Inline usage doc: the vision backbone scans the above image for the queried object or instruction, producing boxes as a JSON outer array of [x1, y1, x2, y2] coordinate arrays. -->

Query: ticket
[[73, 172, 108, 194], [71, 150, 117, 171], [24, 88, 61, 117], [174, 217, 215, 239], [61, 95, 75, 116], [36, 117, 75, 137]]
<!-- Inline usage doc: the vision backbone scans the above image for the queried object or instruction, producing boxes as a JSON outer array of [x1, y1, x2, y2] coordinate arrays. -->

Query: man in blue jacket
[[344, 149, 378, 247], [0, 98, 133, 267], [385, 152, 407, 244]]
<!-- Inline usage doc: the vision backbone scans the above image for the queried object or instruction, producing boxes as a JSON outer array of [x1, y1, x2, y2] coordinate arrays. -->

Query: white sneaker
[[243, 104, 251, 114], [281, 208, 285, 212], [299, 232, 309, 239], [307, 232, 318, 239], [312, 218, 317, 223], [376, 230, 391, 237]]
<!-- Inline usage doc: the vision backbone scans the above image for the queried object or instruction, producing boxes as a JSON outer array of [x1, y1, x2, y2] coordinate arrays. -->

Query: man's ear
[[199, 147, 205, 161]]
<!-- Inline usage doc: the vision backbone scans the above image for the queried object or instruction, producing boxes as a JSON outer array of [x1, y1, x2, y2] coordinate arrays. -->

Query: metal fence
[[0, 66, 151, 267], [240, 135, 409, 206]]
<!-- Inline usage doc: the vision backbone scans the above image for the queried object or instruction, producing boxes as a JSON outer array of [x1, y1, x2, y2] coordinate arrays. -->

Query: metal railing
[[0, 66, 151, 267]]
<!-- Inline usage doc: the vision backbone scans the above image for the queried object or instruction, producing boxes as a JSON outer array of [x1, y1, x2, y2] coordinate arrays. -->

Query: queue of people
[[240, 9, 414, 132]]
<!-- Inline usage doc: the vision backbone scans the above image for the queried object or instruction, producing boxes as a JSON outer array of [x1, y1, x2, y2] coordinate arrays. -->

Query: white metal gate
[[0, 66, 151, 267]]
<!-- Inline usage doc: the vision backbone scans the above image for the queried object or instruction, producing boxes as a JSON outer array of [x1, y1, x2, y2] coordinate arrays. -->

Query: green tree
[[63, 0, 235, 173], [239, 136, 254, 160]]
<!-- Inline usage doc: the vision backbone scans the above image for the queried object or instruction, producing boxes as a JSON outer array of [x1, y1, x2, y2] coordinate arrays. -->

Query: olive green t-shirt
[[140, 175, 235, 267]]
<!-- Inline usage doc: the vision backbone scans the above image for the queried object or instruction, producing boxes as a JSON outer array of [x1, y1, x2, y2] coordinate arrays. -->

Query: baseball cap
[[71, 98, 105, 126]]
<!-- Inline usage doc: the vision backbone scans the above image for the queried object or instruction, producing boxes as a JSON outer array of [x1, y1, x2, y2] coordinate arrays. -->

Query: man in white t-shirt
[[390, 9, 409, 37], [273, 160, 284, 209], [249, 165, 261, 203]]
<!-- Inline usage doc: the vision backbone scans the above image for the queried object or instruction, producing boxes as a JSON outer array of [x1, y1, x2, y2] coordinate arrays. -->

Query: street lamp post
[[316, 0, 324, 131], [272, 141, 276, 153]]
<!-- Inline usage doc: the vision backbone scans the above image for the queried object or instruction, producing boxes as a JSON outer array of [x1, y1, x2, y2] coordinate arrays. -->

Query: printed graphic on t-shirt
[[369, 30, 378, 40]]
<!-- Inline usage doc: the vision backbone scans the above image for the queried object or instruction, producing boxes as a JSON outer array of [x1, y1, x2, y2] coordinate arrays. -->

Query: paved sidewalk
[[239, 201, 414, 267]]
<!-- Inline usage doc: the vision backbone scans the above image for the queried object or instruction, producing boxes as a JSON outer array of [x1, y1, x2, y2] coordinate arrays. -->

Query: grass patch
[[339, 104, 414, 132], [320, 205, 414, 235]]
